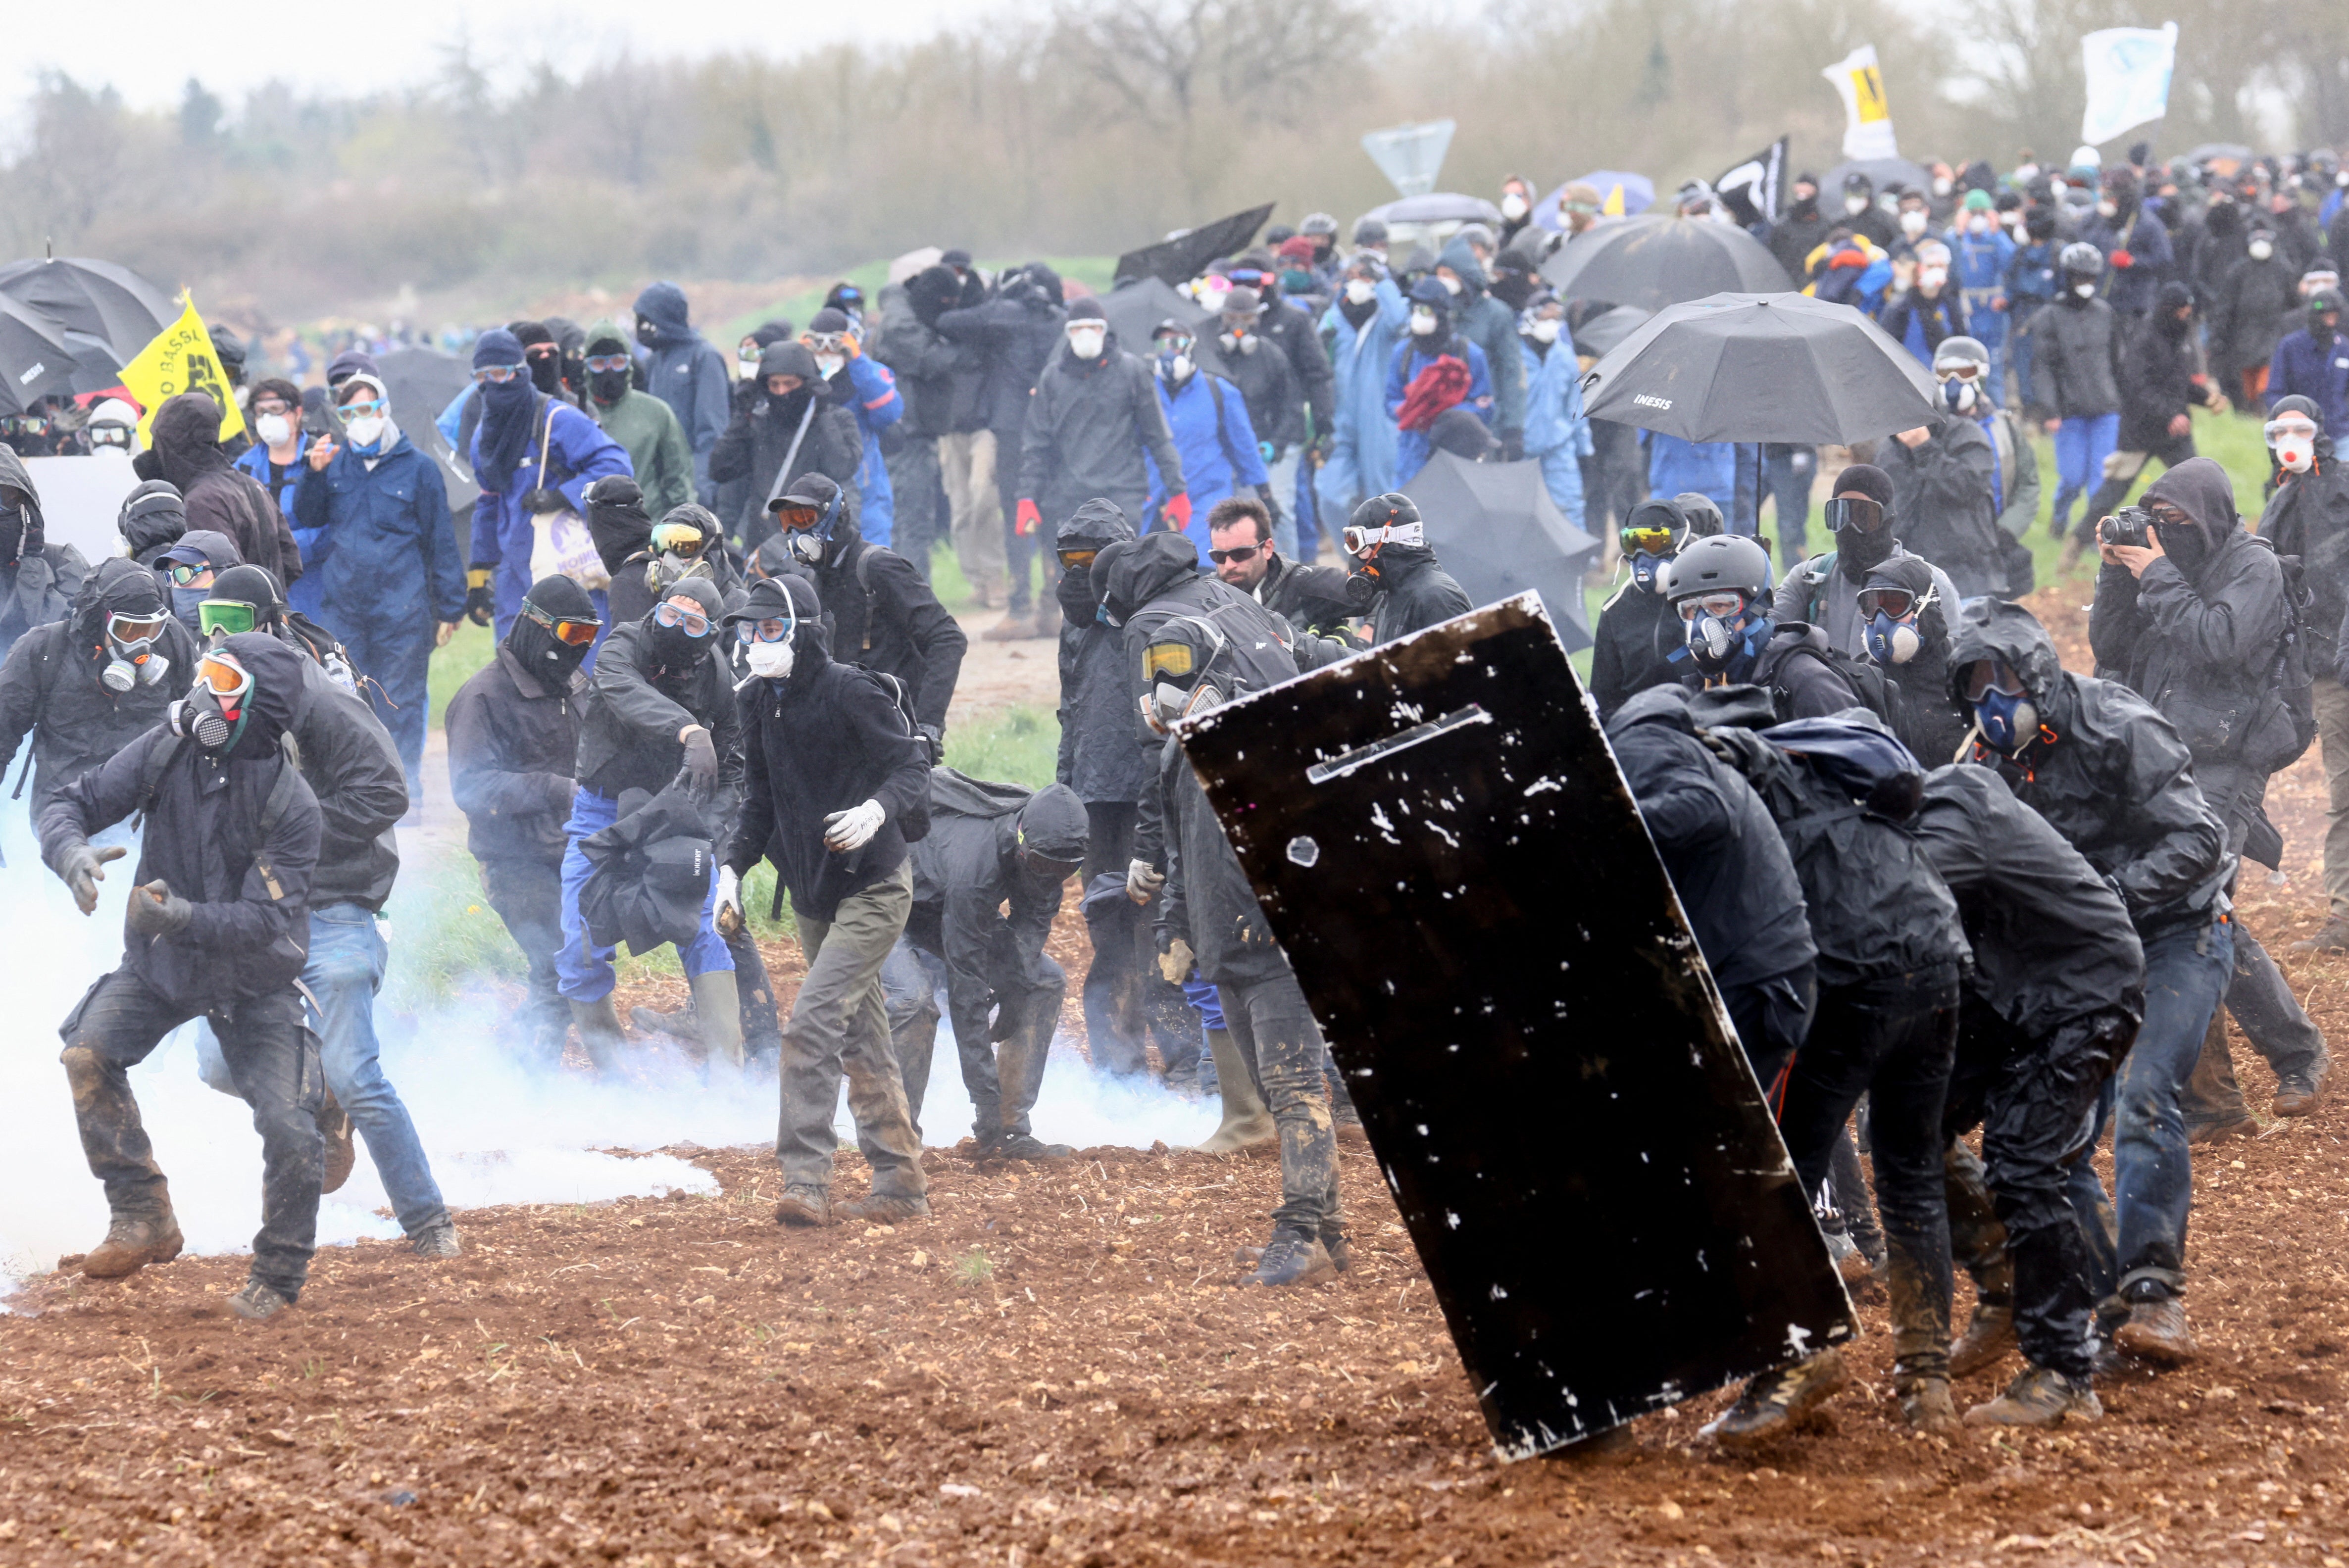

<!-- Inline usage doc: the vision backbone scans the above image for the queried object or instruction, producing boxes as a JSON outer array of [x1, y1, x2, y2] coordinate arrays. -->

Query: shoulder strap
[[248, 741, 306, 904], [855, 545, 879, 655], [765, 399, 820, 508], [137, 730, 187, 816]]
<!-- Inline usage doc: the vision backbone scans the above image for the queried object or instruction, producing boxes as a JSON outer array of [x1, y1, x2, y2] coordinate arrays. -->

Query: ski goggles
[[334, 398, 385, 424], [196, 650, 252, 703], [1676, 591, 1749, 622], [473, 363, 528, 385], [1619, 524, 1681, 557], [805, 333, 850, 354], [107, 611, 172, 645], [197, 600, 259, 638], [2264, 415, 2320, 444], [652, 601, 713, 637], [768, 501, 822, 530], [1962, 659, 2027, 703], [1057, 547, 1099, 570], [164, 560, 213, 587], [1142, 640, 1198, 681], [1822, 494, 1888, 534], [1855, 586, 1920, 620], [1932, 359, 1985, 382], [585, 353, 633, 374], [649, 519, 706, 554], [521, 600, 601, 646], [1342, 520, 1424, 554], [736, 617, 795, 644]]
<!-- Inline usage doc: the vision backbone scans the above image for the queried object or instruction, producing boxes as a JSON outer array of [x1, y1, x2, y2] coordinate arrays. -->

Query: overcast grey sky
[[6, 0, 978, 116]]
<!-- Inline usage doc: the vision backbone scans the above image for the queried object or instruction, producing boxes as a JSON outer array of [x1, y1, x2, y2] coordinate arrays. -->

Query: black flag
[[1715, 137, 1790, 227]]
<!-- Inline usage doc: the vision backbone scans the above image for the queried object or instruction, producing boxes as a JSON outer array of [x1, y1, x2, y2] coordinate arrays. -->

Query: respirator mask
[[1677, 590, 1752, 674], [170, 652, 254, 755], [101, 610, 173, 693], [1857, 584, 1931, 666], [1965, 659, 2039, 753]]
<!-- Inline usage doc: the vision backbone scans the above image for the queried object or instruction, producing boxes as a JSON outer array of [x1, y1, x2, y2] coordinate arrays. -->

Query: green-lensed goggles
[[197, 600, 259, 638]]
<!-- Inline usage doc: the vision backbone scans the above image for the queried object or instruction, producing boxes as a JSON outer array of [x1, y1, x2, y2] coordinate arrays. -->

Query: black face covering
[[1841, 521, 1897, 573], [647, 615, 711, 672], [765, 384, 815, 426], [527, 354, 563, 395], [0, 502, 22, 566], [1489, 271, 1536, 312], [590, 367, 632, 404], [508, 611, 591, 685], [2157, 519, 2212, 576], [1337, 291, 1378, 328], [1055, 564, 1100, 625], [1343, 566, 1379, 610]]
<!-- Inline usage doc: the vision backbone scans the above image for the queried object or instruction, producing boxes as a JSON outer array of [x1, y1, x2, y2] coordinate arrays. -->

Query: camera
[[2098, 506, 2155, 548]]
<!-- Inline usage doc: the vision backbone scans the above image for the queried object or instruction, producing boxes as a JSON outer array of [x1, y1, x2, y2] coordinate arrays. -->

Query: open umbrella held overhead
[[1541, 216, 1794, 313], [1401, 450, 1599, 650], [0, 257, 176, 375], [1577, 292, 1938, 447]]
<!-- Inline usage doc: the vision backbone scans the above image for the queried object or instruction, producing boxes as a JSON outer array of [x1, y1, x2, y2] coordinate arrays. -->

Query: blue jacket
[[1518, 334, 1593, 526], [2077, 209, 2174, 315], [1644, 432, 1737, 515], [1145, 370, 1268, 560], [830, 353, 905, 547], [1386, 335, 1494, 484], [468, 397, 633, 637], [292, 430, 469, 635], [2269, 330, 2349, 442], [2005, 240, 2061, 304], [1947, 226, 2016, 347], [1318, 279, 1408, 489], [632, 282, 733, 502], [235, 435, 324, 618]]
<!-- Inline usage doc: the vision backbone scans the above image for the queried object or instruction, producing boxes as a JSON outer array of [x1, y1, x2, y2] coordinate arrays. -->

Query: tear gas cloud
[[0, 797, 1215, 1296]]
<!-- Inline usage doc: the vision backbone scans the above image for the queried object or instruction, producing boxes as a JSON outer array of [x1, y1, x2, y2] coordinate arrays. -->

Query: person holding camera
[[2089, 459, 2330, 1131]]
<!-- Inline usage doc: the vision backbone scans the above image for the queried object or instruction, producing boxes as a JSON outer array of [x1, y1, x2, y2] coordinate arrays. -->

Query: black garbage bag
[[578, 778, 716, 957]]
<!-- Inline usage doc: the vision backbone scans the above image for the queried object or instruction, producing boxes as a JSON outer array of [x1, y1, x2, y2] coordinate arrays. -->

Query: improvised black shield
[[1174, 594, 1854, 1458]]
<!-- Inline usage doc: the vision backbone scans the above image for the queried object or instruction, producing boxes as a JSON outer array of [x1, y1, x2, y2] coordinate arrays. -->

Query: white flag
[[2081, 23, 2178, 147], [1821, 46, 1898, 161]]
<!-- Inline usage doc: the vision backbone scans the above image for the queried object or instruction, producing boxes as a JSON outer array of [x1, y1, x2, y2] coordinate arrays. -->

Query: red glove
[[2111, 249, 2134, 269], [1162, 492, 1192, 530], [1014, 498, 1042, 537]]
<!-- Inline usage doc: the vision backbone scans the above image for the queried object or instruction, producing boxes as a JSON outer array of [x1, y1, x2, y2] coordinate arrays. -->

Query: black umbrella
[[1401, 450, 1599, 651], [0, 293, 78, 417], [376, 345, 480, 512], [0, 257, 175, 372], [1114, 203, 1275, 288], [1578, 292, 1938, 446], [1820, 156, 1932, 197], [1540, 216, 1794, 312], [1094, 278, 1232, 379], [1567, 304, 1652, 359]]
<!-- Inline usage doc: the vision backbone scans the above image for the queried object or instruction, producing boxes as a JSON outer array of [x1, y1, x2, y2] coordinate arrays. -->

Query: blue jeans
[[198, 901, 450, 1237], [2066, 916, 2233, 1304], [556, 787, 733, 1001], [2050, 412, 2120, 539]]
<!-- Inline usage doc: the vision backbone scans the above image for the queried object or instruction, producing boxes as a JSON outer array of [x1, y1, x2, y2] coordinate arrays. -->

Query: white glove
[[714, 865, 743, 933], [1127, 857, 1166, 905], [822, 799, 887, 854]]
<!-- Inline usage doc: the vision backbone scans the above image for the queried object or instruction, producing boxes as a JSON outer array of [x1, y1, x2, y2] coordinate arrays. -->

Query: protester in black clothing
[[1344, 492, 1470, 644], [2206, 228, 2299, 409], [706, 341, 865, 550], [1668, 535, 1857, 720], [447, 575, 601, 1061], [1773, 464, 1964, 660], [1879, 405, 2008, 600], [1590, 496, 1701, 717], [117, 481, 189, 576], [1203, 495, 1355, 637], [0, 558, 200, 818], [1, 449, 89, 662], [1769, 173, 1834, 282], [1853, 556, 1969, 764], [764, 472, 967, 757], [724, 575, 933, 1228], [2261, 400, 2349, 953], [42, 633, 324, 1322], [936, 264, 1069, 619], [2086, 283, 2213, 520]]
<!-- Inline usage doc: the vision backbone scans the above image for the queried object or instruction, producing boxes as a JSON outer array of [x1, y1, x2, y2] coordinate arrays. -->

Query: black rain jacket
[[1361, 544, 1472, 645], [804, 524, 967, 735], [447, 644, 584, 865], [1880, 418, 2008, 599], [1054, 499, 1154, 807], [574, 617, 744, 806]]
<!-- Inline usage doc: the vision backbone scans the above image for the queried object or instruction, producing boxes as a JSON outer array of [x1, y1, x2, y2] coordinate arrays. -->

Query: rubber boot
[[629, 1003, 700, 1043], [691, 970, 746, 1073], [1188, 1027, 1274, 1154], [569, 996, 628, 1074]]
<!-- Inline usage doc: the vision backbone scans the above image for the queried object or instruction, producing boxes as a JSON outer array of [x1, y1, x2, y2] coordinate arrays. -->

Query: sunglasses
[[736, 618, 794, 644], [196, 651, 252, 698], [522, 600, 601, 646], [653, 601, 712, 637], [474, 364, 527, 385], [335, 399, 385, 422], [1822, 494, 1888, 534], [1855, 586, 1918, 620], [649, 521, 705, 554], [197, 601, 258, 638], [1619, 525, 1680, 557], [165, 561, 213, 587], [1963, 660, 2026, 703], [1057, 548, 1099, 570], [585, 353, 632, 373], [1207, 543, 1263, 565], [1677, 591, 1749, 622]]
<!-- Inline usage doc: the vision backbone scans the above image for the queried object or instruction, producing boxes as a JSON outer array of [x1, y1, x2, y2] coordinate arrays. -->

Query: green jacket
[[591, 390, 694, 515]]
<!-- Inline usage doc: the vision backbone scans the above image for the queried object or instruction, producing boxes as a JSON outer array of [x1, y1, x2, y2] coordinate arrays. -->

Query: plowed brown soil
[[5, 585, 2349, 1566]]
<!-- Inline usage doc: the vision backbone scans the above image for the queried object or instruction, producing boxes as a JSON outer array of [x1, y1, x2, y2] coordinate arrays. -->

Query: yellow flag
[[1601, 183, 1626, 218], [117, 297, 248, 445]]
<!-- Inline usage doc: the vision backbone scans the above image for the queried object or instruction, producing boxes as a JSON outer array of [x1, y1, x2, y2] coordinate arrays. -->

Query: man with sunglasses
[[41, 633, 327, 1321], [581, 320, 694, 516], [293, 371, 469, 798], [1949, 597, 2233, 1374], [1592, 497, 1709, 717], [1772, 464, 1965, 662], [1205, 495, 1354, 639], [448, 575, 604, 1064], [2089, 459, 2331, 1139], [2258, 399, 2349, 954]]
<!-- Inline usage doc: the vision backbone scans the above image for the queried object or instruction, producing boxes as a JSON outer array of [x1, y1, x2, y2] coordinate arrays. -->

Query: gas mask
[[1629, 550, 1674, 593], [1155, 343, 1195, 386], [1219, 329, 1258, 356], [1864, 612, 1921, 665], [1344, 279, 1376, 305], [255, 413, 292, 447], [101, 611, 172, 693], [1409, 308, 1439, 337], [1677, 591, 1754, 674], [787, 530, 826, 565], [172, 653, 253, 756], [1965, 661, 2038, 753], [1142, 622, 1228, 734], [1940, 376, 1979, 414], [1067, 325, 1106, 360]]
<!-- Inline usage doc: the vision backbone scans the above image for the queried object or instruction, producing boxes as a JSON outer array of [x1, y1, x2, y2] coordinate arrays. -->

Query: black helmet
[[1352, 216, 1390, 246], [1664, 535, 1772, 601]]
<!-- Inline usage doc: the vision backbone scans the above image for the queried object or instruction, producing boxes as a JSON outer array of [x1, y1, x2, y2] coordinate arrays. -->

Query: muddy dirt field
[[5, 586, 2349, 1566]]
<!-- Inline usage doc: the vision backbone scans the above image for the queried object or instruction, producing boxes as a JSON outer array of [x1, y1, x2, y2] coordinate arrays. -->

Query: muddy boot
[[996, 1133, 1074, 1162], [1898, 1375, 1960, 1434], [2113, 1290, 2199, 1366], [690, 971, 745, 1072], [1704, 1348, 1849, 1448], [317, 1088, 356, 1195], [1964, 1366, 2102, 1427], [1950, 1297, 2018, 1377], [837, 1192, 930, 1225], [2289, 920, 2349, 954], [628, 1003, 700, 1043], [226, 1278, 294, 1322], [569, 996, 628, 1073], [773, 1183, 833, 1227], [1189, 1028, 1274, 1154], [80, 1206, 185, 1280], [410, 1223, 463, 1259], [2186, 1115, 2257, 1145], [1238, 1223, 1350, 1273], [1243, 1224, 1338, 1286], [2273, 1066, 2326, 1118]]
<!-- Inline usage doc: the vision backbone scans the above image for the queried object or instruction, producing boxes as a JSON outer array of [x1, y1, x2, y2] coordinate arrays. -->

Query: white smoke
[[0, 795, 1215, 1297]]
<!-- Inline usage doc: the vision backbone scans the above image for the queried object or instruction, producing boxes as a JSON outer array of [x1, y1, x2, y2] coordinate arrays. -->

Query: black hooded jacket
[[804, 523, 967, 736], [1252, 551, 1357, 637], [935, 268, 1068, 439], [2089, 457, 2299, 788], [2257, 451, 2349, 677], [1054, 499, 1155, 806], [1, 448, 89, 660], [447, 644, 584, 865], [1603, 685, 1817, 992], [2115, 294, 2204, 451], [0, 558, 202, 818], [724, 575, 932, 923], [874, 267, 983, 439], [1951, 597, 2230, 934], [706, 344, 865, 540], [146, 394, 300, 585], [1017, 329, 1186, 519], [1361, 545, 1472, 644], [40, 632, 321, 1009], [1879, 417, 2008, 599], [574, 590, 745, 806], [288, 655, 409, 911], [1911, 764, 2145, 1038], [1590, 576, 1682, 716]]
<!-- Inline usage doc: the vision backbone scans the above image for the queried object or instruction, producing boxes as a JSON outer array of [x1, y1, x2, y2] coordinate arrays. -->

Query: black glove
[[1500, 433, 1525, 463], [126, 879, 193, 937], [679, 724, 719, 784], [918, 723, 945, 766], [57, 841, 129, 915], [464, 568, 495, 627]]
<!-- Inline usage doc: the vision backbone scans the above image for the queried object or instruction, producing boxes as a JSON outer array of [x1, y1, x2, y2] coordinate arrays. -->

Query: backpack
[[1763, 632, 1903, 734], [861, 668, 930, 844]]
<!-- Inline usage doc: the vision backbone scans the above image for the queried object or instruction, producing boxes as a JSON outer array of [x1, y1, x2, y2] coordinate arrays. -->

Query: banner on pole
[[117, 297, 247, 445], [1821, 45, 1898, 161], [2081, 23, 2178, 147]]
